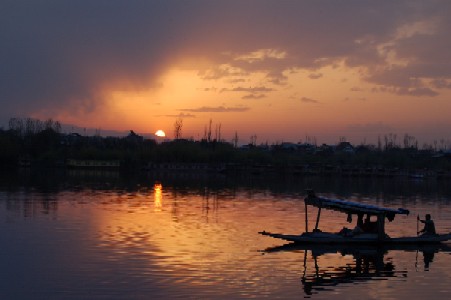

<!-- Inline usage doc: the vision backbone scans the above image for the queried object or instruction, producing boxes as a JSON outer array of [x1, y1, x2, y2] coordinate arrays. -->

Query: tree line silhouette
[[1, 117, 451, 175]]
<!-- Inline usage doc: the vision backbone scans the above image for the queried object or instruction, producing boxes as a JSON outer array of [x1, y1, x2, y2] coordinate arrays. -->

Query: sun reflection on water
[[154, 182, 163, 212]]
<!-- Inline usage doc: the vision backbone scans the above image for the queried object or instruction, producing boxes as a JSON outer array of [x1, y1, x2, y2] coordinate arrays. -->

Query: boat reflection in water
[[263, 243, 451, 296]]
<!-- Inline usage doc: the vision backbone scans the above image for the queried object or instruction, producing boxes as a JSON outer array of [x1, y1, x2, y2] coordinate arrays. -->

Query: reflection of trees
[[3, 168, 451, 220], [4, 163, 451, 201], [5, 192, 58, 218], [167, 185, 224, 223], [149, 171, 451, 202]]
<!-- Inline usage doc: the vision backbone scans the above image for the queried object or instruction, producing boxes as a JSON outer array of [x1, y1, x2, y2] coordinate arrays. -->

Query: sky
[[1, 0, 451, 146]]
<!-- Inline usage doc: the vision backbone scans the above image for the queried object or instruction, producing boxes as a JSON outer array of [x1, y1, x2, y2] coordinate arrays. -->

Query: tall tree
[[173, 118, 183, 140], [233, 131, 239, 148]]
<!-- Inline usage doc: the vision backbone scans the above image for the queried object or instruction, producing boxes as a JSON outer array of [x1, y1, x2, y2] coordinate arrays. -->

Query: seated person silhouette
[[361, 215, 377, 233], [419, 214, 436, 235]]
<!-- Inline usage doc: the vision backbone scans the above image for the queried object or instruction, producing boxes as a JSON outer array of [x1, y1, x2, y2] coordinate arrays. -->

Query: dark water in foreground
[[1, 169, 451, 299]]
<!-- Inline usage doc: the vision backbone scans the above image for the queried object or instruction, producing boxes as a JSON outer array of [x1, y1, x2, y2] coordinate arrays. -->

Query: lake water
[[1, 169, 451, 299]]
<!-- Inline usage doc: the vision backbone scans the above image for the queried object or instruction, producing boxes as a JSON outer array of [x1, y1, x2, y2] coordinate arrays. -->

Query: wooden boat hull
[[259, 231, 451, 244], [263, 240, 451, 255]]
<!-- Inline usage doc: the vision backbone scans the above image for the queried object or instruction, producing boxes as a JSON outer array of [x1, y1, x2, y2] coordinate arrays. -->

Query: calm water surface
[[1, 170, 451, 299]]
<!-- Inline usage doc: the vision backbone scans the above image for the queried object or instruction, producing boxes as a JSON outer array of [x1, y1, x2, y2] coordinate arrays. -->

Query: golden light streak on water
[[154, 182, 163, 212]]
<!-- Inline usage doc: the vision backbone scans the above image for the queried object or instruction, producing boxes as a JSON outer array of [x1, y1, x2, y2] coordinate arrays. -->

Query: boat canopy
[[305, 192, 409, 221]]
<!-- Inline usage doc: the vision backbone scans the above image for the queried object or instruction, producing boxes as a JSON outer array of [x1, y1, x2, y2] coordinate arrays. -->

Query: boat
[[259, 190, 451, 244]]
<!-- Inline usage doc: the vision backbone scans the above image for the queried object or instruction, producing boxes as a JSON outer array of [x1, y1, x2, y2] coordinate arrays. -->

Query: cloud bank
[[1, 0, 451, 128]]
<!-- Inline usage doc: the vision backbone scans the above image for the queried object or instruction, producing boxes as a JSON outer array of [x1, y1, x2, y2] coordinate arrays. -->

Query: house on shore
[[66, 159, 120, 169]]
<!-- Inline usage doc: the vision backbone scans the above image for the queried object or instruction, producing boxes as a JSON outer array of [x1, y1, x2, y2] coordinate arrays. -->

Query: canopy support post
[[314, 207, 322, 231], [377, 214, 385, 240], [305, 202, 309, 233]]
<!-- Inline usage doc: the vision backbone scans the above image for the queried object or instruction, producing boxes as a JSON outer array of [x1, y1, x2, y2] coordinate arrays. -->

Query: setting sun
[[155, 130, 166, 137]]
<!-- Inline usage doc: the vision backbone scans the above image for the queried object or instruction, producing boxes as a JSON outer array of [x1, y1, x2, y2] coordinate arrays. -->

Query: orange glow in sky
[[5, 2, 451, 146], [46, 59, 451, 145]]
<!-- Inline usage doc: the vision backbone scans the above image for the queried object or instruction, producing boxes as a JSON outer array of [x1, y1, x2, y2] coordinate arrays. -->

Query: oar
[[414, 214, 420, 270], [417, 214, 420, 236], [415, 247, 418, 271], [415, 214, 420, 271]]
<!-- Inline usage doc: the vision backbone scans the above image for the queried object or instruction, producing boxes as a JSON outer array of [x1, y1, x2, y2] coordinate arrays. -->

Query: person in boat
[[361, 215, 377, 233], [352, 224, 363, 235], [338, 214, 364, 236], [419, 214, 436, 235]]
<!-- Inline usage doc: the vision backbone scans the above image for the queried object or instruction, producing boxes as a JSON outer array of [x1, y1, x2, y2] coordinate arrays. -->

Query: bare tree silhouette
[[173, 118, 183, 140]]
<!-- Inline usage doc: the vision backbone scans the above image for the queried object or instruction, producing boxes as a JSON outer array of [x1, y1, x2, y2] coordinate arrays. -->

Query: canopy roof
[[305, 194, 409, 220]]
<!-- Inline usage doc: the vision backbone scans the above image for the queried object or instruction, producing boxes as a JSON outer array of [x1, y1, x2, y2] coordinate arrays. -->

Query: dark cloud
[[242, 94, 266, 100], [301, 97, 320, 104], [1, 0, 451, 121], [200, 87, 218, 92], [396, 87, 439, 97], [308, 73, 323, 79], [1, 0, 186, 118], [220, 86, 275, 93], [179, 106, 250, 113], [162, 112, 196, 118], [372, 86, 439, 97], [228, 78, 247, 84], [431, 79, 451, 89], [219, 86, 274, 100], [198, 65, 248, 80]]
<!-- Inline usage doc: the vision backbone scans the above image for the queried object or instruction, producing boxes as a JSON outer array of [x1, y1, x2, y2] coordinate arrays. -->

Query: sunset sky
[[1, 1, 451, 145]]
